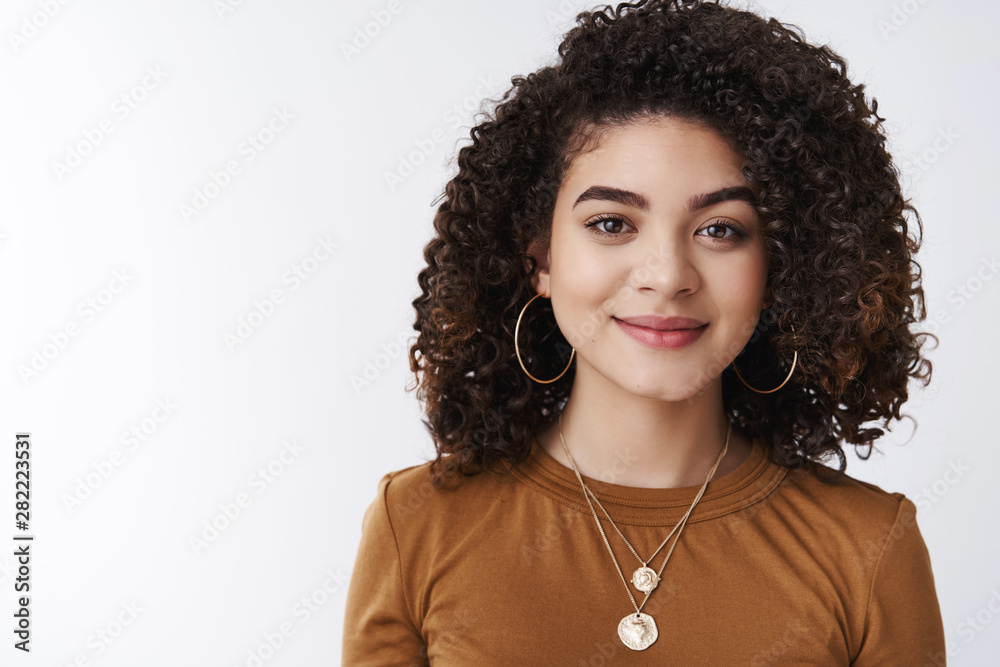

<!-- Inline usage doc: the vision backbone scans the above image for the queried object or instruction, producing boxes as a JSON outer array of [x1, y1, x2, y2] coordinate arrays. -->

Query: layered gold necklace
[[557, 412, 730, 651]]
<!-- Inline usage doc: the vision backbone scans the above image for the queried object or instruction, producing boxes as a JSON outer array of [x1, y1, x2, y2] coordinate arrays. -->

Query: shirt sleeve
[[852, 496, 946, 666], [342, 473, 428, 666]]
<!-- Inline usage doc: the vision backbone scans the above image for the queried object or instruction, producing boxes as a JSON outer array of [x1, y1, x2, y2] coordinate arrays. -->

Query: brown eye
[[703, 223, 730, 238], [585, 215, 633, 237], [597, 218, 624, 234], [696, 220, 748, 242]]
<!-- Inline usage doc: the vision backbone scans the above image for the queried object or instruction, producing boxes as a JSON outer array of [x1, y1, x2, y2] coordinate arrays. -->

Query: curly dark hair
[[405, 0, 935, 487]]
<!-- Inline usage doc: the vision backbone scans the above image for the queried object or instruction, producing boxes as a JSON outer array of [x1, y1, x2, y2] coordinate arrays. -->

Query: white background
[[0, 0, 996, 664]]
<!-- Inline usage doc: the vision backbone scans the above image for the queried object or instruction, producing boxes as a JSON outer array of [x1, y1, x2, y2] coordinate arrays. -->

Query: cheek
[[551, 234, 614, 298], [712, 250, 768, 325], [550, 238, 623, 346]]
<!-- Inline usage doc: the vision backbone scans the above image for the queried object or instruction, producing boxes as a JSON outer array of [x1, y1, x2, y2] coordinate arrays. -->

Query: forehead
[[560, 116, 750, 197]]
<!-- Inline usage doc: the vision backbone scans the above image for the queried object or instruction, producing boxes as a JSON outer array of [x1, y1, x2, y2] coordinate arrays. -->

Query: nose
[[629, 238, 701, 298]]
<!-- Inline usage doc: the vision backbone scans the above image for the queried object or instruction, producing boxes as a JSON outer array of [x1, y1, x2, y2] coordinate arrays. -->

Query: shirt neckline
[[511, 433, 789, 526]]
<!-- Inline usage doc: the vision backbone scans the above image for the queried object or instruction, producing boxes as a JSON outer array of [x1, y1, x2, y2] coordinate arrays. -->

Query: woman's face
[[529, 115, 771, 401]]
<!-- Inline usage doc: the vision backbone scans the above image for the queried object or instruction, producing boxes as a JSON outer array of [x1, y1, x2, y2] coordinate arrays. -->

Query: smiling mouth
[[612, 317, 708, 350], [611, 316, 708, 332]]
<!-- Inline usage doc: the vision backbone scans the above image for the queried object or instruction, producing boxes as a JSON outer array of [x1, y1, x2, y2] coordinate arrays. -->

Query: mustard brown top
[[343, 435, 945, 665]]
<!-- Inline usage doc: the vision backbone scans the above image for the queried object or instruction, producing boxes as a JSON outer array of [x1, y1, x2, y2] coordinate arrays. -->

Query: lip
[[616, 315, 707, 331], [613, 316, 708, 350]]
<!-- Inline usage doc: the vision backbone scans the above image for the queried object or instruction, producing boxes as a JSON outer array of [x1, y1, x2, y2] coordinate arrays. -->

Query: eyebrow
[[572, 184, 759, 212]]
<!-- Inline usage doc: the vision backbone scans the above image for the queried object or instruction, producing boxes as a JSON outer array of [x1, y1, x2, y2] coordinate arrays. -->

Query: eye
[[586, 215, 749, 244], [697, 220, 748, 243], [584, 214, 634, 238]]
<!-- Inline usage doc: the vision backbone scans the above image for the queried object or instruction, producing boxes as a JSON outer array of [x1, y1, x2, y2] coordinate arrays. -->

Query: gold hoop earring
[[514, 292, 575, 384], [731, 326, 798, 394]]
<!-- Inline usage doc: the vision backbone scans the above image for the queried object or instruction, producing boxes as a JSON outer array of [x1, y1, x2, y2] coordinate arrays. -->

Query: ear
[[525, 235, 551, 296]]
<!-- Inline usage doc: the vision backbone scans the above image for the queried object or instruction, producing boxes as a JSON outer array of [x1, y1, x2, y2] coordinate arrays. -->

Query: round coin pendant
[[618, 612, 658, 650], [631, 566, 659, 593]]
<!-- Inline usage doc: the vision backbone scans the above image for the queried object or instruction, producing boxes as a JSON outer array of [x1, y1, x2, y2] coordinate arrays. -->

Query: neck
[[537, 363, 753, 489]]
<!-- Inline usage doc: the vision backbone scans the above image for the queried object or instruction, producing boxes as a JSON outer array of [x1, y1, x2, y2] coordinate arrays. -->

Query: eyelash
[[584, 214, 748, 243]]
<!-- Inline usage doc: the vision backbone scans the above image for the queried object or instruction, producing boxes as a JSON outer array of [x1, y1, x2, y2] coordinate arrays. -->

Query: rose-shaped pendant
[[631, 566, 659, 593]]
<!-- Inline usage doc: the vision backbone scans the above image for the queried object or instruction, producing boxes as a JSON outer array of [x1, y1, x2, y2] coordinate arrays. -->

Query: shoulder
[[783, 455, 913, 516], [772, 455, 925, 568], [776, 457, 944, 660], [365, 458, 516, 538]]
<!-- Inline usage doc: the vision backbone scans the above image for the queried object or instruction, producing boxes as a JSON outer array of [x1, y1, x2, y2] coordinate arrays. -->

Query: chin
[[614, 369, 712, 403]]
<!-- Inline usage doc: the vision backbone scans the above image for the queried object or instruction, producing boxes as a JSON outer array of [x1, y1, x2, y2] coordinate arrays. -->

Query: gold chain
[[572, 419, 731, 569], [557, 411, 730, 616]]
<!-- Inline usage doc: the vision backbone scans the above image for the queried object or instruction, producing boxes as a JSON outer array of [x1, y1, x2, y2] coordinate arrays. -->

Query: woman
[[343, 0, 945, 663]]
